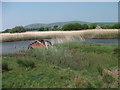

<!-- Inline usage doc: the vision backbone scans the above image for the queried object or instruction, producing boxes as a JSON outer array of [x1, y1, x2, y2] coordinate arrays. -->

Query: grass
[[1, 29, 119, 42], [2, 61, 10, 72], [103, 74, 115, 84], [82, 32, 119, 39], [17, 57, 35, 68], [2, 41, 119, 88]]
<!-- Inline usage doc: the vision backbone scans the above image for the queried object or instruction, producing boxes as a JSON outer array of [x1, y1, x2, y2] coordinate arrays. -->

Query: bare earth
[[1, 29, 119, 42]]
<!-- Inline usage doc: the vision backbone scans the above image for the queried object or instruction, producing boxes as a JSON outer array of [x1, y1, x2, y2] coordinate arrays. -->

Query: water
[[0, 38, 119, 55]]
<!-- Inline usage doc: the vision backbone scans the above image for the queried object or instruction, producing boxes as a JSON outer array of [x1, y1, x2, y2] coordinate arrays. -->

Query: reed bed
[[1, 29, 119, 42]]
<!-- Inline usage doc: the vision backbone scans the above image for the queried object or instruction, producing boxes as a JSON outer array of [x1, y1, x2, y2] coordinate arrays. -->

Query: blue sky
[[2, 2, 118, 31]]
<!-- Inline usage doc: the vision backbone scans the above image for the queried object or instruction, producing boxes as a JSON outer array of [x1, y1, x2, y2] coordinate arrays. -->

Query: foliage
[[62, 23, 82, 30], [2, 42, 118, 88], [103, 74, 115, 84], [82, 24, 89, 29], [112, 23, 120, 29], [38, 27, 45, 31], [97, 65, 103, 76], [53, 25, 59, 30], [2, 61, 9, 72], [2, 22, 120, 33], [26, 42, 117, 71], [2, 29, 11, 33], [2, 26, 26, 33], [89, 24, 97, 29], [10, 26, 26, 33], [17, 58, 35, 68]]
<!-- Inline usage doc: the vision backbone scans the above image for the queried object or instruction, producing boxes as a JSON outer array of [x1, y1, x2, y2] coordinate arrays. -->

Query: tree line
[[2, 23, 120, 33]]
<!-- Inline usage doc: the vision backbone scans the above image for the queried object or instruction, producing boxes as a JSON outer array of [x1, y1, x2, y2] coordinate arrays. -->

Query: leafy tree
[[39, 27, 45, 31], [2, 29, 11, 33], [10, 26, 26, 33], [54, 25, 58, 28], [112, 23, 120, 29], [47, 27, 52, 31], [82, 24, 89, 29], [62, 23, 82, 31], [89, 24, 97, 29], [44, 27, 49, 31], [53, 25, 58, 30]]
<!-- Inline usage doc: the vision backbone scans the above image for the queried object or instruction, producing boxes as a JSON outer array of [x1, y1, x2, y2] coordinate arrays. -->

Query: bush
[[2, 29, 11, 33], [62, 23, 82, 30], [86, 82, 96, 88], [89, 24, 97, 29], [82, 24, 89, 29], [2, 61, 9, 72], [17, 59, 35, 68], [112, 23, 120, 29], [113, 48, 120, 55], [10, 26, 26, 33]]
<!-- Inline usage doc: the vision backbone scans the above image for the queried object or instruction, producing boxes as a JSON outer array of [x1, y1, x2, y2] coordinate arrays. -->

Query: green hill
[[24, 21, 90, 29], [92, 22, 117, 26]]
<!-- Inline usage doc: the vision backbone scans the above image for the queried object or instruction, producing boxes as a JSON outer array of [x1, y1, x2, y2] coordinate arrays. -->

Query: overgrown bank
[[1, 29, 119, 42], [2, 41, 119, 88]]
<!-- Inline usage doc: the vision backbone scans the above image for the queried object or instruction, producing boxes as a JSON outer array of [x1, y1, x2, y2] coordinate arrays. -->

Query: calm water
[[0, 38, 119, 55]]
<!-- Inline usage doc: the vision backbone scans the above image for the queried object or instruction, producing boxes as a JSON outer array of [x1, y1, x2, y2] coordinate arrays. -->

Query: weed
[[2, 41, 118, 88], [72, 75, 86, 88], [103, 74, 115, 84], [86, 82, 96, 88], [17, 58, 35, 68], [2, 61, 9, 72], [97, 65, 103, 76]]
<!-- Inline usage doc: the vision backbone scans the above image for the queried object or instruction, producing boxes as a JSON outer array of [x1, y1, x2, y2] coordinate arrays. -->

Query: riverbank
[[2, 41, 119, 88], [1, 29, 119, 42]]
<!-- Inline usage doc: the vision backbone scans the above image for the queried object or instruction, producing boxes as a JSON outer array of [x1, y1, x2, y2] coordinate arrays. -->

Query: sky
[[2, 2, 118, 31]]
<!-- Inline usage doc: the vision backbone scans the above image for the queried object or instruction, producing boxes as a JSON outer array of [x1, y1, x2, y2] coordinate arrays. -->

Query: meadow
[[2, 41, 119, 88], [1, 29, 119, 42]]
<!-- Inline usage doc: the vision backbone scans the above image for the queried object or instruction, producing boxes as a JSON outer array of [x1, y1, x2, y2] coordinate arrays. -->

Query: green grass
[[2, 41, 119, 88], [82, 33, 119, 39], [17, 57, 35, 68]]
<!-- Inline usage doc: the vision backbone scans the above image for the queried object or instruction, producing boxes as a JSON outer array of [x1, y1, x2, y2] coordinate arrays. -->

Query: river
[[0, 38, 119, 55]]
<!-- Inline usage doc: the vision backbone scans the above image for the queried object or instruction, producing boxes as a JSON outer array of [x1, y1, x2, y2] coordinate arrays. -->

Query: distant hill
[[24, 21, 90, 29], [92, 22, 117, 26]]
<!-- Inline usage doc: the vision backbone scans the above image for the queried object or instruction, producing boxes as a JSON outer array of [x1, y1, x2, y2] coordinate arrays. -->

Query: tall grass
[[2, 61, 9, 72], [1, 29, 119, 42], [17, 57, 35, 68], [2, 41, 118, 88], [25, 42, 118, 72]]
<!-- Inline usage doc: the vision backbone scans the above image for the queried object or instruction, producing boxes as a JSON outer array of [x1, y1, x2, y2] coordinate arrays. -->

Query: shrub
[[86, 82, 96, 88], [10, 26, 26, 33], [113, 48, 120, 54], [89, 24, 97, 29], [2, 61, 9, 72], [82, 24, 89, 29], [103, 74, 115, 84], [17, 59, 35, 68], [2, 29, 11, 33], [62, 23, 82, 30], [112, 23, 120, 29], [72, 75, 86, 88]]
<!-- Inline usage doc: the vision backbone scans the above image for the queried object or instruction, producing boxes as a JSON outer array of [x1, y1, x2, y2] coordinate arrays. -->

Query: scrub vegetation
[[2, 22, 120, 33], [2, 41, 119, 88]]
